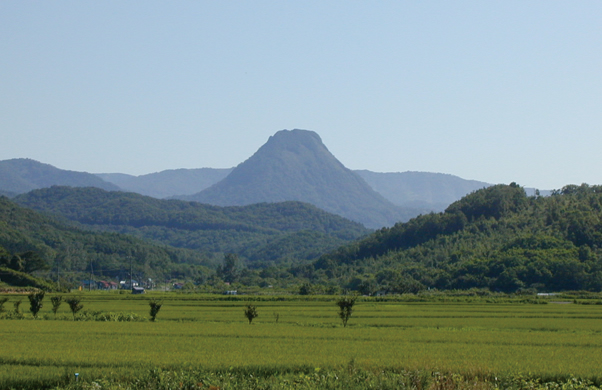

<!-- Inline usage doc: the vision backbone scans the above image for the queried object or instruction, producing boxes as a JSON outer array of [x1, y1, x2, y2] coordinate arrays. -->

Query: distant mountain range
[[0, 158, 119, 196], [97, 168, 233, 199], [355, 170, 490, 212], [1, 129, 506, 228]]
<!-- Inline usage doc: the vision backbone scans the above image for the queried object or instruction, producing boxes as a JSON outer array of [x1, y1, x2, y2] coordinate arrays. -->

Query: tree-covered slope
[[0, 158, 120, 194], [0, 196, 212, 286], [302, 183, 602, 293], [15, 186, 369, 267]]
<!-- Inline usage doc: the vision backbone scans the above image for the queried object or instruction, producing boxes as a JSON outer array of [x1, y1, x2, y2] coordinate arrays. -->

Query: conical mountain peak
[[184, 130, 415, 228]]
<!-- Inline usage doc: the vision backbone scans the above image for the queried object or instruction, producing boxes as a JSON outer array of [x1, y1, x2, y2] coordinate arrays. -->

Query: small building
[[81, 280, 96, 290], [224, 290, 237, 295], [120, 280, 139, 290], [132, 286, 145, 294], [97, 281, 111, 290]]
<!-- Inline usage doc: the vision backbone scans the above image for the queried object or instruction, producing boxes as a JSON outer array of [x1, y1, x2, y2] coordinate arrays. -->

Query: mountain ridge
[[1, 130, 532, 227], [355, 170, 491, 211], [97, 168, 233, 198], [0, 158, 119, 194]]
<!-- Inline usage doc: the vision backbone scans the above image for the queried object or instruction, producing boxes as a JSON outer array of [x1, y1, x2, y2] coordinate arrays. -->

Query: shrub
[[336, 296, 356, 327], [13, 299, 22, 313], [149, 299, 163, 322], [244, 304, 258, 324], [50, 296, 63, 318], [86, 311, 146, 322], [299, 283, 314, 295], [65, 297, 84, 320], [28, 291, 45, 318]]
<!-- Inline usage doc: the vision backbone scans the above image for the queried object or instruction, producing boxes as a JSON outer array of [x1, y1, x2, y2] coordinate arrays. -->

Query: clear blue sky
[[1, 1, 601, 190]]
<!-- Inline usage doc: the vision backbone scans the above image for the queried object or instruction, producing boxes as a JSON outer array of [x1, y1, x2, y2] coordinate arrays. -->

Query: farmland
[[1, 293, 602, 389]]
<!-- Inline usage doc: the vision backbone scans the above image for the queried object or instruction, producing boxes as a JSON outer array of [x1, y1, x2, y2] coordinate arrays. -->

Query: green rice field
[[1, 293, 602, 389]]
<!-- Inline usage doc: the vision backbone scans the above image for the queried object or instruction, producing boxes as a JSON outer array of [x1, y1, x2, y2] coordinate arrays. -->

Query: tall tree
[[217, 253, 241, 283], [336, 296, 357, 328]]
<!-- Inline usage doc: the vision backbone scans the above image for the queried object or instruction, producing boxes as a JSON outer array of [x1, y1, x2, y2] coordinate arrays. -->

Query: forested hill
[[15, 186, 369, 267], [0, 195, 212, 284], [301, 183, 602, 293]]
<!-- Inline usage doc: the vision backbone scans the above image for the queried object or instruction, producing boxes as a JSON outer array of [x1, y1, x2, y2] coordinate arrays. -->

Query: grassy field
[[1, 292, 602, 389]]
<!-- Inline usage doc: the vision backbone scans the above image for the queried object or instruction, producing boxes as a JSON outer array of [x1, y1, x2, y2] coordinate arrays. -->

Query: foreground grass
[[3, 366, 602, 390], [1, 294, 602, 389]]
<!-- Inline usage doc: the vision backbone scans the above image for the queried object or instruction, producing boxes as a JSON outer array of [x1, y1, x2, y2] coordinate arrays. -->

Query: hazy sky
[[1, 2, 601, 190]]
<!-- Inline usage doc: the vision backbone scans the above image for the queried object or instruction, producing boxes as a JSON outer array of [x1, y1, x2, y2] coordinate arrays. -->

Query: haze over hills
[[97, 168, 233, 198], [0, 158, 119, 194], [177, 129, 419, 229], [97, 166, 492, 213], [355, 170, 490, 211]]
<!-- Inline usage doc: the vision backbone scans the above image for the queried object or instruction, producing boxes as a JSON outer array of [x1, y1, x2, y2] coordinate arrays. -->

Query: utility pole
[[89, 255, 93, 292], [129, 256, 133, 293]]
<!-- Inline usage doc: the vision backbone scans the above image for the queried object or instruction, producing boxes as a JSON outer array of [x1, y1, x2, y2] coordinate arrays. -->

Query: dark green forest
[[14, 186, 369, 268], [295, 183, 602, 294], [0, 196, 212, 286]]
